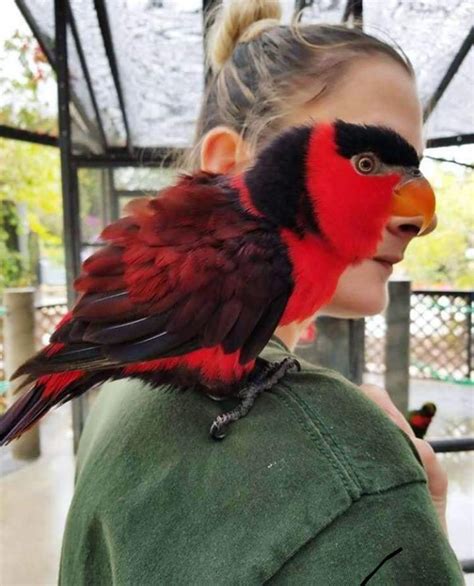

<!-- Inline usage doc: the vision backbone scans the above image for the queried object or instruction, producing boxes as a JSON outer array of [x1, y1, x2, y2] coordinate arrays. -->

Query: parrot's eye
[[355, 154, 378, 174]]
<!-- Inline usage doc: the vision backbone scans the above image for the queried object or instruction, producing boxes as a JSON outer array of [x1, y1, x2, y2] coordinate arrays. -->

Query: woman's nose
[[386, 213, 438, 239]]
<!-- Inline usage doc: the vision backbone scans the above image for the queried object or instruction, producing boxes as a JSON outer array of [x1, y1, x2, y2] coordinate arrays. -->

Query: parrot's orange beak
[[391, 175, 436, 235]]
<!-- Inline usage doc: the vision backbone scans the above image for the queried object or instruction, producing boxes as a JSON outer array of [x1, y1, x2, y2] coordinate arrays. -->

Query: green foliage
[[0, 30, 60, 290], [0, 139, 61, 243], [0, 138, 61, 290], [0, 200, 33, 289], [403, 163, 474, 289], [0, 247, 28, 289], [0, 30, 57, 133]]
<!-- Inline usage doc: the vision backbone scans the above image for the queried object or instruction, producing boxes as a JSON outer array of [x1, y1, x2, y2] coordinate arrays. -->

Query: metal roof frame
[[67, 1, 108, 150], [2, 0, 471, 158], [1, 3, 473, 572], [427, 133, 474, 148], [15, 0, 103, 149], [343, 0, 363, 24], [0, 124, 58, 146], [92, 0, 132, 154], [424, 27, 474, 122], [54, 0, 86, 443]]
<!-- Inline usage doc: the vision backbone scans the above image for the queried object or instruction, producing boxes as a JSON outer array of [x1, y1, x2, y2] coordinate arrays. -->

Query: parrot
[[0, 119, 436, 443], [407, 402, 437, 439]]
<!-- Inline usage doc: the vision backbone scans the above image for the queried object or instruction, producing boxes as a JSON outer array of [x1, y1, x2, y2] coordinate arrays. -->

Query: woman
[[59, 2, 464, 583]]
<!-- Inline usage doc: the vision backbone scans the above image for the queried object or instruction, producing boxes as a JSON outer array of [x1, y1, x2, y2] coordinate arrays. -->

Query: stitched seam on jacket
[[273, 384, 361, 499], [262, 478, 429, 585], [280, 381, 365, 492]]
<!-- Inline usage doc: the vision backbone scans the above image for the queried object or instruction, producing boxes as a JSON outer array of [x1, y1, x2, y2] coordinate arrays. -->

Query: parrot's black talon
[[261, 356, 300, 382], [209, 357, 300, 440], [291, 358, 301, 372], [210, 419, 228, 440]]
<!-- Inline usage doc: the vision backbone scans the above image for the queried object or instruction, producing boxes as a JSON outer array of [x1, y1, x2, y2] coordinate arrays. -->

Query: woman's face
[[285, 55, 437, 318], [200, 54, 438, 322]]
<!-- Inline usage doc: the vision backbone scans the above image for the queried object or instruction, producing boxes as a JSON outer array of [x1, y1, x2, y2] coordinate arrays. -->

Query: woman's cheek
[[319, 260, 390, 318]]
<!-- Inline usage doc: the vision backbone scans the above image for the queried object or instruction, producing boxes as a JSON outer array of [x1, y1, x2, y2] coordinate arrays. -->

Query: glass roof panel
[[69, 0, 127, 147], [15, 0, 474, 152], [104, 0, 205, 148], [363, 0, 473, 107], [67, 27, 105, 152], [296, 0, 346, 24], [20, 0, 105, 152], [0, 1, 57, 134], [113, 166, 176, 191], [425, 47, 474, 140]]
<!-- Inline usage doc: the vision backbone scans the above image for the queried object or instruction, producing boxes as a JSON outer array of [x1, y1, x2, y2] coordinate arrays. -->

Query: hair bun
[[207, 0, 282, 73]]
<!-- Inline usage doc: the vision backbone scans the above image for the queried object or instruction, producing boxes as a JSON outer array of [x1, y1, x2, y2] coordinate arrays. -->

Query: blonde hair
[[176, 0, 414, 172]]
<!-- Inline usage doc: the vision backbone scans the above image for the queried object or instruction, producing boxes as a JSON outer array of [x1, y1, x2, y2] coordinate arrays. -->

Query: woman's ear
[[200, 126, 252, 174]]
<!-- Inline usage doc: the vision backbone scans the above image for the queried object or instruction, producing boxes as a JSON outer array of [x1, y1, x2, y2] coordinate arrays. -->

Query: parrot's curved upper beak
[[391, 174, 436, 235]]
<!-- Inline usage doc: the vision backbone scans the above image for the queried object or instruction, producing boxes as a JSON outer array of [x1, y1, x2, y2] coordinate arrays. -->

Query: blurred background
[[0, 0, 473, 584]]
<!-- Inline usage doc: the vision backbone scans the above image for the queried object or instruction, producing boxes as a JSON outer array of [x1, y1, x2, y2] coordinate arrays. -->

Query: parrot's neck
[[279, 229, 347, 325], [229, 173, 320, 237]]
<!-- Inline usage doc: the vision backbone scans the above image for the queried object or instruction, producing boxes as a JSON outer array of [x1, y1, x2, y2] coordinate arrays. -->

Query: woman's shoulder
[[65, 337, 431, 584], [76, 335, 426, 507], [261, 339, 427, 497]]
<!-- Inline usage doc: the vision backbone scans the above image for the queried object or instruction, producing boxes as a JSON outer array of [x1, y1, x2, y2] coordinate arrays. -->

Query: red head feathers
[[237, 119, 435, 262]]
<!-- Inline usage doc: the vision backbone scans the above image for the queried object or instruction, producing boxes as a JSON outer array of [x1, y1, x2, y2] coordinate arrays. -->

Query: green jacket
[[59, 337, 464, 585]]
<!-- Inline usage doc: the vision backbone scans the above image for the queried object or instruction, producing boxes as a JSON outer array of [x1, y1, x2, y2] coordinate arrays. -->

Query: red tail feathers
[[0, 371, 107, 445]]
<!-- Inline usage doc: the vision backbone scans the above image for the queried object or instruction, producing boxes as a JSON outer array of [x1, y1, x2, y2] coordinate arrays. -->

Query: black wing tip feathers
[[0, 384, 44, 446]]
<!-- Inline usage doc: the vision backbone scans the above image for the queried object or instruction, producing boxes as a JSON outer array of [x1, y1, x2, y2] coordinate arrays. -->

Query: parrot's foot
[[209, 357, 301, 440]]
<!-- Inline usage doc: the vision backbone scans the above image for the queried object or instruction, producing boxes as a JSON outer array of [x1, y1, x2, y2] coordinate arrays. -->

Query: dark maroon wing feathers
[[16, 173, 293, 379]]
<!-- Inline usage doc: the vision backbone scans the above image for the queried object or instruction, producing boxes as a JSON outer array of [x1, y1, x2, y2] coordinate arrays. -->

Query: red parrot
[[407, 402, 437, 439], [0, 120, 436, 442]]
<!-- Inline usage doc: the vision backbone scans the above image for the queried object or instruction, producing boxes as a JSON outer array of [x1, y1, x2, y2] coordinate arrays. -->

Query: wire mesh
[[35, 303, 69, 348], [1, 293, 472, 391], [0, 303, 68, 390], [365, 291, 473, 383], [364, 313, 386, 375], [410, 291, 473, 382]]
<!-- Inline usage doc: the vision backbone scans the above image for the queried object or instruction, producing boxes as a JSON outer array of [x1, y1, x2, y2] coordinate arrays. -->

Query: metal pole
[[426, 134, 474, 148], [385, 281, 411, 414], [108, 168, 120, 222], [467, 292, 473, 381], [67, 0, 108, 151], [203, 0, 221, 86], [0, 124, 58, 147], [424, 27, 474, 122], [429, 437, 474, 453], [294, 0, 314, 22], [349, 318, 365, 384], [342, 0, 363, 26], [300, 316, 365, 383], [93, 0, 133, 154], [4, 288, 40, 460], [73, 146, 175, 167], [55, 0, 87, 451]]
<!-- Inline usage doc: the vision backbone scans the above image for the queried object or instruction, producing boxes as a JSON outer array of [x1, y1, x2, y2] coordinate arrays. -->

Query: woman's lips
[[371, 255, 402, 273]]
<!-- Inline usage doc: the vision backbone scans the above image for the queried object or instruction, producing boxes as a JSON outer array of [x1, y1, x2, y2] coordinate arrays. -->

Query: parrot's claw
[[209, 357, 300, 440]]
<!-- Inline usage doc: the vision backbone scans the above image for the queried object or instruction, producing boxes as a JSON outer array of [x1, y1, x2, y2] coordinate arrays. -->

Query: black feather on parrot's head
[[421, 402, 437, 416], [242, 119, 436, 261], [332, 119, 420, 167]]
